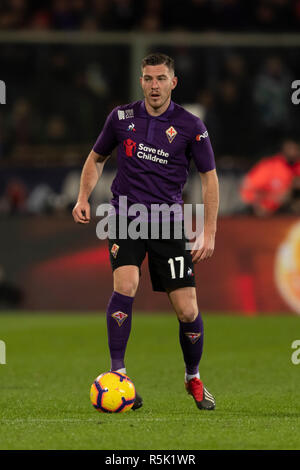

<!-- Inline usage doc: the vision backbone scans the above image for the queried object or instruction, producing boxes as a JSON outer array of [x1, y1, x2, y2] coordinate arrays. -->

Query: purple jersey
[[93, 100, 215, 213]]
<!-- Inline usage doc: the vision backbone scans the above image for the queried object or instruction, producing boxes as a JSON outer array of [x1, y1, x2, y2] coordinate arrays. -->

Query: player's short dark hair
[[141, 53, 175, 74]]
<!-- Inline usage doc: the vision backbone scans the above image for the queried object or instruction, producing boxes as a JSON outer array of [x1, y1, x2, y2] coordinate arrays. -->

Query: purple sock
[[106, 291, 134, 371], [179, 313, 204, 375]]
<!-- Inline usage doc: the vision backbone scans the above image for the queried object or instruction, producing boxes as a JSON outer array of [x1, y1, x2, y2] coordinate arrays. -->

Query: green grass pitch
[[0, 312, 299, 450]]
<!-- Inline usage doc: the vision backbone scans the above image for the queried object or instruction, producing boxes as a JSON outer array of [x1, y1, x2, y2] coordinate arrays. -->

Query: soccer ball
[[90, 371, 136, 413]]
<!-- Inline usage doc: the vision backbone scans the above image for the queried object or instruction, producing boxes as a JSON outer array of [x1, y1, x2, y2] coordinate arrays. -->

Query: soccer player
[[72, 53, 219, 411], [240, 138, 300, 216]]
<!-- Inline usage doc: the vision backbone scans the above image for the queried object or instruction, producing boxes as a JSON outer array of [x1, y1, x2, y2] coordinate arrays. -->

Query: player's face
[[140, 64, 178, 115]]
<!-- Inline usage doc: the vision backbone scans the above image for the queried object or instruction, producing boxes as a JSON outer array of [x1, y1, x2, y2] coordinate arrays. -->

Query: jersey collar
[[139, 100, 175, 121]]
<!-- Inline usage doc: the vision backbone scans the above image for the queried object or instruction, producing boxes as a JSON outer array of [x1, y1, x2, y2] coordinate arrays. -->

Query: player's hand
[[72, 200, 91, 224], [191, 232, 215, 263]]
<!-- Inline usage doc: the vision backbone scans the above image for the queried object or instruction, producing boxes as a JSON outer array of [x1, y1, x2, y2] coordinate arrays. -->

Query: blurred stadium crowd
[[1, 47, 299, 159], [0, 1, 299, 218], [1, 0, 300, 32], [0, 1, 300, 310], [1, 44, 299, 216]]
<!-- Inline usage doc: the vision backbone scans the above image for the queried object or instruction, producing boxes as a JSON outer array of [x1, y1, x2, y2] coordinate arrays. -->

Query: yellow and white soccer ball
[[90, 371, 136, 413]]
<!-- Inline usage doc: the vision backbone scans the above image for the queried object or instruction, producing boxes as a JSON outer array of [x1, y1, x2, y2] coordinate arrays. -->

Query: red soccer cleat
[[185, 378, 216, 410]]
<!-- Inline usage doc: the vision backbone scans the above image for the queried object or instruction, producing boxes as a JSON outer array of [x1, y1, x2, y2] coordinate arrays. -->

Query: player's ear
[[171, 76, 178, 90]]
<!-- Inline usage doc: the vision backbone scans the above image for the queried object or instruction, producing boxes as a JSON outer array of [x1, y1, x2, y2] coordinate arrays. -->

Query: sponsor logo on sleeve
[[118, 110, 125, 120], [118, 109, 134, 120], [196, 130, 208, 141], [166, 126, 177, 143], [125, 109, 134, 119]]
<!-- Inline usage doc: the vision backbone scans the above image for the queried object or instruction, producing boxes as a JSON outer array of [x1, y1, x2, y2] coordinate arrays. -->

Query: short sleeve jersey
[[93, 100, 215, 211]]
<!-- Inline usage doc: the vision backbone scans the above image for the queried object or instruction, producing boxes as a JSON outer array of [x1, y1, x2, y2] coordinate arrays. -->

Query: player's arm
[[191, 169, 219, 263], [72, 150, 110, 224]]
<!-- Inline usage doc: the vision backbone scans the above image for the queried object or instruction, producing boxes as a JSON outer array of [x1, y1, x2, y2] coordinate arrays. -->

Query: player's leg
[[107, 214, 145, 373], [106, 265, 143, 411], [107, 265, 139, 373], [107, 214, 146, 411], [168, 287, 215, 410], [147, 226, 215, 411], [168, 286, 203, 381], [168, 286, 203, 378]]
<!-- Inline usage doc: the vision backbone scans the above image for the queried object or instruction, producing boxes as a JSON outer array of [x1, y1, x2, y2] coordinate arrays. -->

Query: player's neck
[[144, 98, 171, 117]]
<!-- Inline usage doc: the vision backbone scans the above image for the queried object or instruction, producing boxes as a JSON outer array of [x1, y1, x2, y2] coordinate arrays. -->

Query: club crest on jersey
[[111, 311, 128, 326], [196, 130, 208, 141], [166, 126, 177, 143], [127, 123, 136, 132], [111, 243, 119, 258], [185, 332, 201, 344]]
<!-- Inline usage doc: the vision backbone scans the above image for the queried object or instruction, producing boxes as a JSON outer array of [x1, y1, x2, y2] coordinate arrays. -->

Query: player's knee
[[114, 280, 138, 298], [173, 289, 198, 322], [178, 308, 198, 323]]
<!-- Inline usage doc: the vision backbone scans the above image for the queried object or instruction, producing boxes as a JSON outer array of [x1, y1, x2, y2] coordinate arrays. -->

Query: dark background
[[0, 0, 299, 314]]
